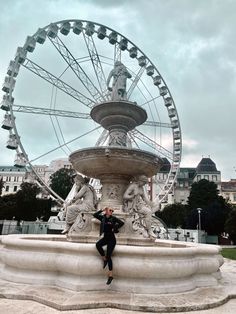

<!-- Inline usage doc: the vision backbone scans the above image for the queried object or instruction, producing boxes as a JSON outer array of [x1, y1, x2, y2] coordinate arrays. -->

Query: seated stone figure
[[123, 175, 159, 238], [62, 175, 97, 234]]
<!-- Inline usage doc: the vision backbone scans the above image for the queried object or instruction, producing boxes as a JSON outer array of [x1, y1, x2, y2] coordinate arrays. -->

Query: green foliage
[[221, 248, 236, 260], [16, 182, 41, 221], [187, 179, 232, 235], [0, 178, 4, 196], [156, 203, 190, 228], [225, 208, 236, 243], [0, 182, 52, 222], [0, 193, 18, 220], [188, 179, 219, 209], [50, 168, 75, 199]]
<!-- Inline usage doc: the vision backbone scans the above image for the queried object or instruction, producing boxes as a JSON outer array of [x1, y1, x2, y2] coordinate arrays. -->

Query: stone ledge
[[0, 279, 235, 313]]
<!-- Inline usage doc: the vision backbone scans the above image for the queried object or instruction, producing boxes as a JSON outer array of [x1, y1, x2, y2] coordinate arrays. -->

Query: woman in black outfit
[[93, 207, 124, 285]]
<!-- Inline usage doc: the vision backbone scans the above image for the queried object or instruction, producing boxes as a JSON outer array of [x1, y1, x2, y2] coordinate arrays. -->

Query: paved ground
[[0, 299, 236, 314], [0, 258, 236, 313]]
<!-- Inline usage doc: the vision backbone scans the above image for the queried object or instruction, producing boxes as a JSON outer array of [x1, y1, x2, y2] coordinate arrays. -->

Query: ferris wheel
[[1, 19, 182, 205]]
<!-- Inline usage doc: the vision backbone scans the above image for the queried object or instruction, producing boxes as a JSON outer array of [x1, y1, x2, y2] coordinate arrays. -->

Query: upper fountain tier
[[91, 100, 147, 133], [91, 100, 147, 147], [70, 100, 162, 180]]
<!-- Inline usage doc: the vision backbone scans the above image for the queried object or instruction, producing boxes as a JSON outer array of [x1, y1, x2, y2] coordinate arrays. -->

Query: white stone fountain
[[0, 61, 224, 311]]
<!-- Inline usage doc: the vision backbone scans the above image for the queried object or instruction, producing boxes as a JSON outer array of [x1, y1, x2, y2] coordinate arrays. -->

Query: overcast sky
[[0, 0, 236, 181]]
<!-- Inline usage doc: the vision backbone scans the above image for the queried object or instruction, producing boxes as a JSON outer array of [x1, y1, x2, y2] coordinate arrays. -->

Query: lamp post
[[197, 208, 202, 243]]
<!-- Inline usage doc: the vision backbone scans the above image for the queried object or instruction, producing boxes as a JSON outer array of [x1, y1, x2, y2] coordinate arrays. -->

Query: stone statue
[[62, 175, 97, 234], [107, 61, 132, 101], [123, 175, 159, 238]]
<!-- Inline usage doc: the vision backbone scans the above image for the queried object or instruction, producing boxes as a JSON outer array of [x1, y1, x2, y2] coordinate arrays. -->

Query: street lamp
[[197, 208, 202, 231], [197, 208, 202, 243]]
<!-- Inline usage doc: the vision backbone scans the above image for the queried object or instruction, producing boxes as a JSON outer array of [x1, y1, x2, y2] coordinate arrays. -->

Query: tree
[[0, 182, 53, 222], [0, 193, 18, 220], [50, 168, 75, 199], [225, 208, 236, 244], [0, 178, 4, 196], [156, 203, 190, 228], [187, 179, 231, 235], [16, 182, 41, 221], [188, 179, 220, 209], [35, 197, 52, 221]]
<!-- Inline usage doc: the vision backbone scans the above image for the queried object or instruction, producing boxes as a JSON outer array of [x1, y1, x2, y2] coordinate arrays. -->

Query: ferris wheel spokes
[[48, 34, 105, 103], [22, 58, 95, 108], [127, 67, 146, 100], [130, 129, 173, 160], [12, 104, 91, 119], [82, 31, 108, 100], [29, 125, 102, 164]]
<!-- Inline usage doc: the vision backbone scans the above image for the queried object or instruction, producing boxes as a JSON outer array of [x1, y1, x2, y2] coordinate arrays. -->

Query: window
[[204, 175, 209, 180], [13, 186, 18, 192], [234, 194, 236, 202], [197, 175, 201, 181], [212, 175, 217, 182], [5, 186, 9, 192]]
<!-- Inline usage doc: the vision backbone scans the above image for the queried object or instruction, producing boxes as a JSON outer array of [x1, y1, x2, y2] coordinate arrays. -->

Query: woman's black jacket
[[93, 210, 124, 236]]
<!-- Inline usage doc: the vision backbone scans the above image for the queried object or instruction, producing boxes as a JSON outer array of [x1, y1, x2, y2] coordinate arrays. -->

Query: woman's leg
[[96, 237, 107, 257], [106, 237, 116, 285], [105, 237, 116, 284]]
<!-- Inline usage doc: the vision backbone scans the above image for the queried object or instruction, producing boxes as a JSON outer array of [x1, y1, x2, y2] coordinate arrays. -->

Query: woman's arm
[[113, 216, 124, 230], [93, 209, 104, 222]]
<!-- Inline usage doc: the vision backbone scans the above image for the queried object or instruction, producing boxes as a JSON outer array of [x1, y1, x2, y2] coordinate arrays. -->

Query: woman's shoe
[[106, 276, 113, 285]]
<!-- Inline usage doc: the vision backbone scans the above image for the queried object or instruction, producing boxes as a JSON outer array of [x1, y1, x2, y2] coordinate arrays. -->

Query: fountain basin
[[0, 234, 223, 294], [69, 146, 162, 179]]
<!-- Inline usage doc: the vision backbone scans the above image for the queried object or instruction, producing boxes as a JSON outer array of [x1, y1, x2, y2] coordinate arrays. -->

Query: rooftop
[[196, 157, 219, 173], [221, 179, 236, 192], [0, 166, 26, 172]]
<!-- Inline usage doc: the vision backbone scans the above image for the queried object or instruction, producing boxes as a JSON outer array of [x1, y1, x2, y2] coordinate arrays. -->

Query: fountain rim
[[69, 145, 162, 160], [1, 234, 222, 256]]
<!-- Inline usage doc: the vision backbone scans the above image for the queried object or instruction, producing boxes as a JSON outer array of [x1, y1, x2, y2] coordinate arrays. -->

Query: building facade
[[221, 179, 236, 205], [0, 158, 73, 196], [154, 157, 222, 206], [0, 166, 27, 195]]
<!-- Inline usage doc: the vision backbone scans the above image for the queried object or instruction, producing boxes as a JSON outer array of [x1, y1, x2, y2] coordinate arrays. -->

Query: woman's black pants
[[96, 234, 116, 271]]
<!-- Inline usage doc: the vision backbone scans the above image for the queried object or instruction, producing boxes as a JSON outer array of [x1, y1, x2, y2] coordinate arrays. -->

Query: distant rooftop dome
[[196, 157, 218, 173]]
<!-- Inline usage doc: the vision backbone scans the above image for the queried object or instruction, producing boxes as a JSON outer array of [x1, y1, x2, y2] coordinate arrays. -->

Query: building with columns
[[154, 157, 221, 206], [0, 166, 27, 195]]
